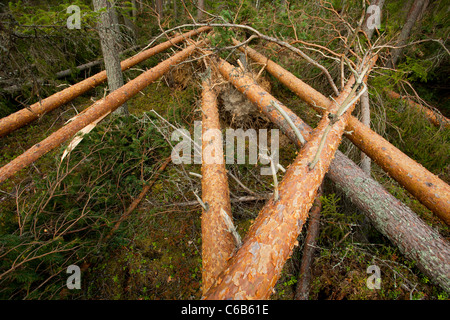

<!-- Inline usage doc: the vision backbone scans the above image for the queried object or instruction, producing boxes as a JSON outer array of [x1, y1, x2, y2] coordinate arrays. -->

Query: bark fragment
[[234, 41, 450, 225], [0, 42, 203, 184], [0, 27, 211, 138]]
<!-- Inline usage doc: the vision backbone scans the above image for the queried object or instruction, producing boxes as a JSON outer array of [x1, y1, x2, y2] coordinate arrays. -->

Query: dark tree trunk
[[390, 0, 427, 67]]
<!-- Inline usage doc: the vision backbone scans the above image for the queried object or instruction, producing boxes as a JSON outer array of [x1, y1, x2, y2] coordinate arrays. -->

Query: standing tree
[[197, 0, 205, 21], [389, 0, 427, 68], [93, 0, 129, 115]]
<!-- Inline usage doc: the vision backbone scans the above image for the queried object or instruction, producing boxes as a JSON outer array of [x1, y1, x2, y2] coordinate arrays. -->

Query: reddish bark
[[0, 27, 211, 138], [0, 42, 202, 184], [212, 56, 450, 294], [203, 56, 373, 299], [235, 41, 450, 225], [200, 77, 236, 294], [294, 190, 322, 300], [386, 90, 450, 129]]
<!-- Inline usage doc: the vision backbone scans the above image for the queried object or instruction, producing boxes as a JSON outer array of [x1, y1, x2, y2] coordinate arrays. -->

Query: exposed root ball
[[218, 71, 272, 129]]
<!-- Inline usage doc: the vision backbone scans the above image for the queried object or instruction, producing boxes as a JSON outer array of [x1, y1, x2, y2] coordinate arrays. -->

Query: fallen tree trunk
[[104, 156, 172, 242], [328, 151, 450, 294], [294, 188, 322, 300], [200, 75, 236, 294], [2, 46, 145, 95], [209, 57, 450, 295], [386, 90, 450, 129], [0, 26, 211, 138], [203, 56, 372, 299], [0, 42, 202, 184], [234, 40, 450, 225], [55, 45, 142, 79]]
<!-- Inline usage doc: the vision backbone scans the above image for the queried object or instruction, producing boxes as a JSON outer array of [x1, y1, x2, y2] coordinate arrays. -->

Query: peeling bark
[[200, 76, 236, 294], [0, 42, 203, 184], [211, 55, 450, 295], [234, 41, 450, 225], [203, 57, 372, 299], [0, 27, 211, 138]]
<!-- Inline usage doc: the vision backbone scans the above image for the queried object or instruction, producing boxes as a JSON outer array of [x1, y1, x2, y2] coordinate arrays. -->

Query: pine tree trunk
[[359, 91, 371, 174], [173, 0, 178, 20], [156, 0, 164, 19], [390, 0, 426, 67], [211, 51, 450, 294], [197, 0, 204, 21], [203, 56, 375, 299], [362, 0, 385, 39], [360, 0, 386, 175], [234, 39, 450, 225], [93, 0, 128, 116], [0, 42, 202, 184], [200, 76, 236, 294], [0, 26, 210, 138]]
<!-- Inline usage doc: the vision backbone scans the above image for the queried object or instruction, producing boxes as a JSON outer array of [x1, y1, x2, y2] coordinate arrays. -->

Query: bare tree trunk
[[0, 26, 210, 138], [386, 90, 450, 129], [197, 0, 204, 21], [156, 0, 163, 19], [203, 56, 375, 299], [360, 0, 386, 175], [131, 0, 137, 21], [390, 0, 426, 67], [206, 53, 450, 294], [173, 0, 178, 20], [0, 42, 202, 184], [93, 0, 128, 116], [328, 152, 450, 294], [294, 188, 322, 300]]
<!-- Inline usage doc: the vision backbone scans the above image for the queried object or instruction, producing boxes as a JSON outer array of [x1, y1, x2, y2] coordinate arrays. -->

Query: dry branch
[[386, 90, 450, 129], [294, 189, 322, 300], [209, 55, 450, 294], [200, 75, 236, 294], [234, 40, 450, 225], [0, 41, 203, 184], [0, 26, 211, 138]]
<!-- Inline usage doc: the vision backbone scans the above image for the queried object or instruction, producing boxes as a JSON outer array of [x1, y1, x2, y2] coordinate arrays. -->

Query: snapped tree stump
[[0, 41, 204, 184]]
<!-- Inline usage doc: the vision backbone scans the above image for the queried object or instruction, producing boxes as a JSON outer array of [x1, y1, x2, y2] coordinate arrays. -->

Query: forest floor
[[0, 41, 449, 300]]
